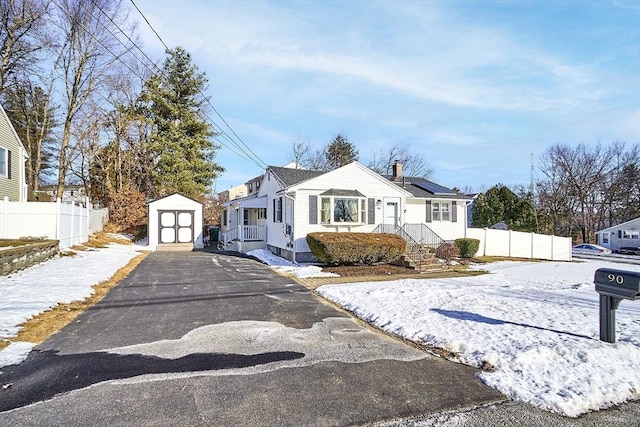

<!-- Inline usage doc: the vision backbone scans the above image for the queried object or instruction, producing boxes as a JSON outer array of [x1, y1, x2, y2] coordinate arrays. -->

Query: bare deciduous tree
[[51, 0, 135, 199], [368, 143, 433, 178], [0, 0, 49, 94]]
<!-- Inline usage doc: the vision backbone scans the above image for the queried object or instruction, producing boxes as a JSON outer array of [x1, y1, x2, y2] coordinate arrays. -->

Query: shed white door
[[158, 210, 195, 244]]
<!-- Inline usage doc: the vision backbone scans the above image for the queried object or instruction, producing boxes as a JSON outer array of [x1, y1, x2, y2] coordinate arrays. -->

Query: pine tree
[[325, 133, 358, 170], [138, 47, 223, 198]]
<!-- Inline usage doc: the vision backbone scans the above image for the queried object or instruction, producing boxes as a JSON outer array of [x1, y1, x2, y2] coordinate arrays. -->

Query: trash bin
[[209, 227, 219, 243]]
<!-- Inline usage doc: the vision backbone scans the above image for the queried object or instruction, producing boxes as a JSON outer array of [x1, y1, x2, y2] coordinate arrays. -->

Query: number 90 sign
[[608, 273, 624, 285]]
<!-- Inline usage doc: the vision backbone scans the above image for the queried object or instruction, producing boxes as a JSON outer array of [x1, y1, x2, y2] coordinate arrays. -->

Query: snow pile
[[0, 241, 146, 368], [318, 259, 640, 417], [248, 248, 339, 279]]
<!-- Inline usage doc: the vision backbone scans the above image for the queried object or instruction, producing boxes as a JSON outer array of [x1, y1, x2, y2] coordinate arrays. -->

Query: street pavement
[[1, 250, 638, 426]]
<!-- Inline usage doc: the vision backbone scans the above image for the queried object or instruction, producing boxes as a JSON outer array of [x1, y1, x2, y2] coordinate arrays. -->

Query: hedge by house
[[454, 238, 480, 258], [306, 232, 405, 265]]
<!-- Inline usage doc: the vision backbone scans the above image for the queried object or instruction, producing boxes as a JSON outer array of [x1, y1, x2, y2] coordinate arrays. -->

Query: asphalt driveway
[[0, 250, 506, 425]]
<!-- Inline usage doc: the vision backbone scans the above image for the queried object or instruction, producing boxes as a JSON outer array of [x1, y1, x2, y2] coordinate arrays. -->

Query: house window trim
[[431, 200, 452, 222], [319, 195, 366, 225], [0, 147, 7, 178]]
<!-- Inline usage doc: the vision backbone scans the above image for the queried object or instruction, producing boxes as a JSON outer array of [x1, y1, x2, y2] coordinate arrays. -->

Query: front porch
[[220, 224, 267, 252]]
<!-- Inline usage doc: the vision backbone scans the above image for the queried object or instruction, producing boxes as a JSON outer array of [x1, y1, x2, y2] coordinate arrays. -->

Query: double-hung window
[[0, 147, 7, 178], [273, 197, 283, 222], [427, 200, 456, 222]]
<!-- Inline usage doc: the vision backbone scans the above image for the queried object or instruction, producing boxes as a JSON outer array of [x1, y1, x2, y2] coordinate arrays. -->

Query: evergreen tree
[[472, 184, 537, 232], [138, 47, 223, 198], [325, 133, 358, 170]]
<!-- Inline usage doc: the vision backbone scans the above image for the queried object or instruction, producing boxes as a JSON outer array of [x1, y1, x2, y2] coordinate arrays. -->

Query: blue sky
[[133, 0, 640, 193]]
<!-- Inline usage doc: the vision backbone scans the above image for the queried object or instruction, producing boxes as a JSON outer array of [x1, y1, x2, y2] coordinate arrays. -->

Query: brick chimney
[[392, 161, 403, 179]]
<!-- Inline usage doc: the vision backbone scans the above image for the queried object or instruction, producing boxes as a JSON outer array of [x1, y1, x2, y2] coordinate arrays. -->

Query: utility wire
[[93, 0, 266, 168], [49, 0, 261, 166], [51, 0, 269, 170], [128, 0, 268, 169]]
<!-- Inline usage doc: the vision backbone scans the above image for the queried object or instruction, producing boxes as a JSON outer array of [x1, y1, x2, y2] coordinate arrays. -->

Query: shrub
[[436, 242, 460, 261], [306, 232, 405, 265], [454, 238, 480, 258], [107, 187, 147, 238]]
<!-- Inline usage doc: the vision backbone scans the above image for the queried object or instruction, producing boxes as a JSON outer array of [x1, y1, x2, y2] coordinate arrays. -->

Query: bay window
[[317, 190, 366, 225]]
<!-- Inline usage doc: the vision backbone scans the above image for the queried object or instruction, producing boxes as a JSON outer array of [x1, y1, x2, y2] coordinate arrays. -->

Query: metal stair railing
[[400, 223, 446, 250], [373, 224, 429, 272]]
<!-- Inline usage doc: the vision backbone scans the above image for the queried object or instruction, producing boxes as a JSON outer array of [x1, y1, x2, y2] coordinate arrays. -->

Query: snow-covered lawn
[[0, 241, 147, 369], [248, 248, 339, 278], [317, 259, 640, 417]]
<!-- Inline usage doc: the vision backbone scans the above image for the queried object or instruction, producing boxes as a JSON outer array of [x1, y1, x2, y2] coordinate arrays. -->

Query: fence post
[[2, 196, 8, 238], [56, 198, 61, 242], [85, 196, 90, 239]]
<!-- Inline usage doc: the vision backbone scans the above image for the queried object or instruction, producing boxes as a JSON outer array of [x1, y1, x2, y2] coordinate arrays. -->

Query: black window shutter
[[273, 199, 276, 222], [618, 230, 622, 239], [451, 201, 457, 222], [426, 200, 432, 222], [368, 198, 375, 224], [7, 150, 11, 179], [309, 195, 318, 224]]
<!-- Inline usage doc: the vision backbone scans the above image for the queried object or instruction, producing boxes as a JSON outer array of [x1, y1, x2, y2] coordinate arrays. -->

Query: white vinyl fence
[[0, 197, 108, 249], [466, 227, 572, 261]]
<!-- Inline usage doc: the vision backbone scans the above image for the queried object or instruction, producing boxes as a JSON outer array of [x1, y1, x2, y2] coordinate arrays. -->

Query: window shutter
[[309, 195, 318, 224], [273, 199, 276, 222], [368, 198, 375, 224], [618, 230, 622, 239], [7, 150, 11, 179], [426, 200, 432, 222], [451, 201, 457, 222]]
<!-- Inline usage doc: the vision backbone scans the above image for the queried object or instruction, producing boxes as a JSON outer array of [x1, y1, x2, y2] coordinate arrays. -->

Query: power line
[[51, 0, 269, 170], [128, 0, 268, 169], [96, 0, 267, 169]]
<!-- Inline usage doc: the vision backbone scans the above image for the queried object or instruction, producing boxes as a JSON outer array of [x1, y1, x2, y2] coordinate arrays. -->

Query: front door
[[158, 210, 195, 244], [385, 201, 399, 227]]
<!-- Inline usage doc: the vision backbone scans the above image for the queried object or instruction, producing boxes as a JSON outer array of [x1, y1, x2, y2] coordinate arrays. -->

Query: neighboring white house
[[147, 193, 204, 251], [0, 103, 28, 202], [595, 217, 640, 252], [219, 161, 471, 262]]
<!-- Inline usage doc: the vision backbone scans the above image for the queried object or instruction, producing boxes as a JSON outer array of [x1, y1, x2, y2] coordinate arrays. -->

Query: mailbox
[[594, 268, 640, 343]]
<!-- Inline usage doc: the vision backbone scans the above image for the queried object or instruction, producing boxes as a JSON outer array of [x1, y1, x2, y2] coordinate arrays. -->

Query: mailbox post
[[594, 268, 640, 343]]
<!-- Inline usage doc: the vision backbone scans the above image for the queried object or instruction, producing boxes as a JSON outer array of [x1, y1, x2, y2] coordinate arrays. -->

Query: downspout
[[285, 192, 296, 263]]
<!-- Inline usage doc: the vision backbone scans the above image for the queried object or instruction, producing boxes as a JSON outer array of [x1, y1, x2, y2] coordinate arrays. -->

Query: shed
[[148, 193, 204, 251]]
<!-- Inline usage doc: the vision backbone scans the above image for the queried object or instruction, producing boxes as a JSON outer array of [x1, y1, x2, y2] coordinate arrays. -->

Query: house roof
[[383, 175, 472, 200], [596, 217, 640, 233], [268, 166, 325, 187], [320, 189, 365, 197], [221, 194, 267, 208]]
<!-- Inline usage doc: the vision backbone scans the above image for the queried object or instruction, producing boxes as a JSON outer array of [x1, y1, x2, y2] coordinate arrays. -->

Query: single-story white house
[[219, 161, 472, 263], [595, 217, 640, 252], [148, 193, 204, 251]]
